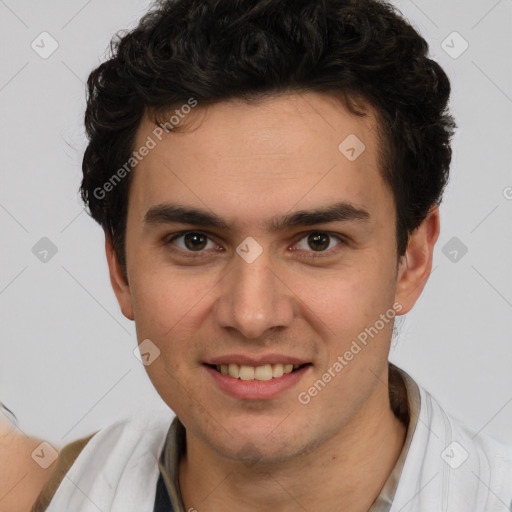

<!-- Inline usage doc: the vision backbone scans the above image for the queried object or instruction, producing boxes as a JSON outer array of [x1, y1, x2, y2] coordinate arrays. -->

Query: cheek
[[129, 270, 208, 404], [298, 259, 398, 376], [130, 273, 182, 349], [129, 267, 219, 354], [301, 259, 394, 329]]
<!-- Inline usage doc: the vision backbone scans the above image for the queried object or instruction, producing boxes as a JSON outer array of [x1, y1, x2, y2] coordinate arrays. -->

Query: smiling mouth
[[205, 363, 311, 381]]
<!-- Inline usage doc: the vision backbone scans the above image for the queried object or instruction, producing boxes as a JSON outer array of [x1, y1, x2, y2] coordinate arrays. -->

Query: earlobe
[[105, 233, 134, 321], [395, 205, 440, 315]]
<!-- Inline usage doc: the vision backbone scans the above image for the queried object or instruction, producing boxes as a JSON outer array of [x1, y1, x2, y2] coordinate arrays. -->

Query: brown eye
[[307, 232, 330, 251], [183, 232, 208, 251], [168, 231, 216, 253], [292, 231, 345, 258]]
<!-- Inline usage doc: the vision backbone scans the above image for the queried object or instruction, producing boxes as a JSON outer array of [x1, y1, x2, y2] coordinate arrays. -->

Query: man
[[32, 0, 512, 510]]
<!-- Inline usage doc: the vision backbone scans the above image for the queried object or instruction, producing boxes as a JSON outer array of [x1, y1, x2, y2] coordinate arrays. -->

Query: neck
[[179, 366, 407, 512]]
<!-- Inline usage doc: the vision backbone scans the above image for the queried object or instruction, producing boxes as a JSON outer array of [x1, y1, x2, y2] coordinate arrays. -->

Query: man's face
[[114, 92, 409, 463]]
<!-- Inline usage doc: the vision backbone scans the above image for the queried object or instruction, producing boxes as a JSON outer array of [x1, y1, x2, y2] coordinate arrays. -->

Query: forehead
[[129, 92, 391, 232]]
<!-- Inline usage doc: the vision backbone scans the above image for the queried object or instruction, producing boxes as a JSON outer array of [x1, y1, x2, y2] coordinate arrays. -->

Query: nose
[[213, 248, 295, 340]]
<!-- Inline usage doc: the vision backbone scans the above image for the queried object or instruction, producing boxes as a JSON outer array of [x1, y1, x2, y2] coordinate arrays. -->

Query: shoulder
[[422, 386, 512, 466], [425, 388, 512, 479], [32, 410, 174, 512], [0, 424, 58, 512], [31, 435, 94, 512], [394, 375, 512, 511]]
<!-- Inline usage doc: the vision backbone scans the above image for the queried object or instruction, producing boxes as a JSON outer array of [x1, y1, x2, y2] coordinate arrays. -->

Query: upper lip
[[205, 353, 310, 366]]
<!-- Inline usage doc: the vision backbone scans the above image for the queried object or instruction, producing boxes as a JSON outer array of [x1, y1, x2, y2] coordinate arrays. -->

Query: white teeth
[[228, 363, 239, 378], [272, 364, 284, 378], [254, 364, 273, 381], [215, 362, 303, 381], [239, 365, 255, 380]]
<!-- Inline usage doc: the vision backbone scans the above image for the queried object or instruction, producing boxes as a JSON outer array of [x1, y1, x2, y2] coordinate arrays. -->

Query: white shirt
[[42, 365, 512, 511]]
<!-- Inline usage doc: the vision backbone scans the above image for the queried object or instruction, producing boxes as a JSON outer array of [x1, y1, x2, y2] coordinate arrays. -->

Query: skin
[[0, 418, 57, 512], [107, 91, 439, 511]]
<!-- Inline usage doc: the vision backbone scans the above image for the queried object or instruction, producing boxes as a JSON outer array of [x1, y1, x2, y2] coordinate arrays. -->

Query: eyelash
[[164, 230, 347, 261]]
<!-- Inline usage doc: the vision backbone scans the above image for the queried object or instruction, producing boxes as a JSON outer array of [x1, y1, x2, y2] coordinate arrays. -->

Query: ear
[[105, 233, 134, 321], [395, 205, 440, 315]]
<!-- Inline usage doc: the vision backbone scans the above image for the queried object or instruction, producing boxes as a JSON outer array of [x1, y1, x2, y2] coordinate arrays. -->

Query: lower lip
[[204, 364, 311, 400]]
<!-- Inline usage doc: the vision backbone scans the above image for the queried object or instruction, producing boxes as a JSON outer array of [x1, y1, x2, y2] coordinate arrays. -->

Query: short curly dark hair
[[81, 0, 456, 274]]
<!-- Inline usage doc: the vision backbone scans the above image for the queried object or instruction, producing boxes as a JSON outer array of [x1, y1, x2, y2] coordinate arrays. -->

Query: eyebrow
[[144, 201, 370, 232]]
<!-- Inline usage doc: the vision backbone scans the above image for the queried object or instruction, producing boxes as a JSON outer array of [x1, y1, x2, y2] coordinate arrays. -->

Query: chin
[[202, 421, 319, 466]]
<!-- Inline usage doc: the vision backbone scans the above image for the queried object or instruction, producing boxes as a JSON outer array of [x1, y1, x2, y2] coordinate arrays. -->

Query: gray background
[[0, 0, 511, 447]]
